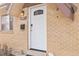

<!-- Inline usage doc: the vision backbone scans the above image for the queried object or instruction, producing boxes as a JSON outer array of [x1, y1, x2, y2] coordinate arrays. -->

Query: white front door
[[29, 4, 47, 51]]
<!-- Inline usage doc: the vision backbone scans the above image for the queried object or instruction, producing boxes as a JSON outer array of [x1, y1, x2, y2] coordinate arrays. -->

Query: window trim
[[1, 14, 13, 32]]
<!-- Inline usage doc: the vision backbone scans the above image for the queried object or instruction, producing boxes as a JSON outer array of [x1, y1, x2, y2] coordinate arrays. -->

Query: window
[[1, 15, 13, 31], [34, 9, 43, 15]]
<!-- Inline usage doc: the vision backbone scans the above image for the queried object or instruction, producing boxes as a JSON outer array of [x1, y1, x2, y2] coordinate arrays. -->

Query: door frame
[[28, 4, 47, 51]]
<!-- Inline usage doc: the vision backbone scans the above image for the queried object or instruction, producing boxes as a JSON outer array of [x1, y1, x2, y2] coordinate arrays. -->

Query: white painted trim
[[7, 3, 13, 14], [28, 4, 47, 51], [28, 6, 31, 49], [45, 5, 47, 51]]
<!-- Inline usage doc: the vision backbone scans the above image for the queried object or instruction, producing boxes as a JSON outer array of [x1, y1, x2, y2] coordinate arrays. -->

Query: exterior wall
[[0, 8, 28, 55], [47, 3, 79, 56], [0, 17, 27, 54], [1, 3, 79, 56]]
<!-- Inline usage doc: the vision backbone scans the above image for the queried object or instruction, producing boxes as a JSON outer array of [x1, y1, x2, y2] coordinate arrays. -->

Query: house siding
[[0, 17, 27, 54], [0, 3, 79, 56], [47, 3, 79, 55]]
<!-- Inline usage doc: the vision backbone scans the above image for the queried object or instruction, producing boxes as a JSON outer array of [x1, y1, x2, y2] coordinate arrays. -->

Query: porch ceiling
[[23, 3, 40, 8]]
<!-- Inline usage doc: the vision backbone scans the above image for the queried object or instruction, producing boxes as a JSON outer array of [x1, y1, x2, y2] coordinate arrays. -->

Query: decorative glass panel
[[34, 10, 43, 15]]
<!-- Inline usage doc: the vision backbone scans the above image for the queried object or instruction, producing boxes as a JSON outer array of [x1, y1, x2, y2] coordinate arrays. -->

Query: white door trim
[[28, 4, 47, 51]]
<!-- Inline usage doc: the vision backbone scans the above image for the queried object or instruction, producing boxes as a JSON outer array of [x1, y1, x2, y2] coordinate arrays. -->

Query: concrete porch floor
[[26, 50, 47, 56]]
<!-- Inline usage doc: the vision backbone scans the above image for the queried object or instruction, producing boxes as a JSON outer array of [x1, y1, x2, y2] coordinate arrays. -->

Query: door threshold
[[30, 48, 46, 53], [26, 49, 47, 56]]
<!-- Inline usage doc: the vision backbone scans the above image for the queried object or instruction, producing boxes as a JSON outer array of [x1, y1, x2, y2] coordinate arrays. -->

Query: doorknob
[[31, 24, 33, 27], [30, 24, 33, 31]]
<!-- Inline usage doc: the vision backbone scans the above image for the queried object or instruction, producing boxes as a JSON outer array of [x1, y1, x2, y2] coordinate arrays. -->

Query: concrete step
[[26, 50, 47, 56]]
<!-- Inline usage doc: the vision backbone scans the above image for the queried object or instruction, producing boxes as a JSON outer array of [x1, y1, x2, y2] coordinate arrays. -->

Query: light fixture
[[20, 11, 24, 16], [20, 10, 27, 20]]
